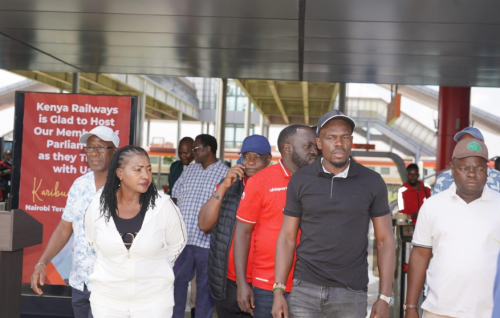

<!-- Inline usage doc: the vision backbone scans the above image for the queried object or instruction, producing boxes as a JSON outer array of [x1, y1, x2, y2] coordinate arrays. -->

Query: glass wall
[[225, 124, 255, 149], [226, 80, 256, 112]]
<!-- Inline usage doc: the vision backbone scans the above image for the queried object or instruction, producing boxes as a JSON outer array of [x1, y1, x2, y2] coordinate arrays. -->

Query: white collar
[[450, 182, 491, 202], [321, 157, 350, 178]]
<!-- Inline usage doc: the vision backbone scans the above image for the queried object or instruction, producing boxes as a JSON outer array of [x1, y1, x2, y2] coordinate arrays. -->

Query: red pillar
[[436, 87, 471, 173]]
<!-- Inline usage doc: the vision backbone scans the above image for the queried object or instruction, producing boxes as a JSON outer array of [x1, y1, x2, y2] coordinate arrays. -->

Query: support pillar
[[177, 112, 183, 148], [260, 114, 265, 136], [136, 89, 146, 146], [260, 114, 269, 138], [366, 121, 371, 144], [146, 119, 151, 146], [338, 82, 347, 113], [244, 98, 251, 138], [71, 73, 80, 94], [215, 79, 228, 160], [436, 87, 470, 173]]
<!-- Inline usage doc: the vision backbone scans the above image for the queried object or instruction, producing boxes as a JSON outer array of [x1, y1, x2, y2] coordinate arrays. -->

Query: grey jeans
[[287, 278, 367, 318]]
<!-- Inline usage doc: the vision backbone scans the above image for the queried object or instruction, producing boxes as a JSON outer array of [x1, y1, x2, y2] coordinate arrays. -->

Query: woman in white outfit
[[85, 146, 187, 318]]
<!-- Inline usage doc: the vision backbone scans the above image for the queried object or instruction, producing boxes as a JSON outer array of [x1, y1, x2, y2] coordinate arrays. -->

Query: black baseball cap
[[316, 109, 356, 136]]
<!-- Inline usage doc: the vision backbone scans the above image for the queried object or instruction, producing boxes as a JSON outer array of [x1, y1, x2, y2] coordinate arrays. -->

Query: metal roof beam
[[233, 79, 269, 120], [301, 82, 309, 125], [79, 73, 127, 95], [329, 83, 340, 110], [267, 80, 289, 125], [32, 71, 94, 94], [147, 100, 177, 119], [145, 110, 163, 120], [247, 96, 329, 102]]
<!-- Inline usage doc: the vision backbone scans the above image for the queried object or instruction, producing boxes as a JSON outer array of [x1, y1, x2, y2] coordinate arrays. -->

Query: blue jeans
[[287, 278, 367, 318], [252, 286, 289, 318], [72, 285, 93, 318], [173, 245, 214, 318]]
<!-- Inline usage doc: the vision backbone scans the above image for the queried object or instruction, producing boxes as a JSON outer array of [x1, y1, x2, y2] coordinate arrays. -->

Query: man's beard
[[327, 147, 349, 168], [291, 151, 311, 169], [329, 159, 349, 168], [408, 180, 418, 186]]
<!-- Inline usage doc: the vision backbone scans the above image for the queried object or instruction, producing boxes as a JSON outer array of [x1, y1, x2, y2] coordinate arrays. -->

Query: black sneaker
[[191, 307, 195, 318]]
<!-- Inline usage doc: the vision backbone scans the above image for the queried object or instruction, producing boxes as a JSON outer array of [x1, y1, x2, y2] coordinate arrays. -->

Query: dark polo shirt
[[284, 156, 389, 291]]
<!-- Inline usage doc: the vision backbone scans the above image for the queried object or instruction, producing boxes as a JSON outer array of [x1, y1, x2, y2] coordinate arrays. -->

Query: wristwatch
[[212, 191, 222, 201], [404, 304, 418, 311], [378, 294, 394, 307]]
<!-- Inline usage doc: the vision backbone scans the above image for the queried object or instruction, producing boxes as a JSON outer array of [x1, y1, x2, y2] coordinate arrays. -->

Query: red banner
[[18, 93, 133, 284]]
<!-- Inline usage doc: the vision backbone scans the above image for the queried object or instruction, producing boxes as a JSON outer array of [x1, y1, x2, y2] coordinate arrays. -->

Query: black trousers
[[215, 279, 253, 318]]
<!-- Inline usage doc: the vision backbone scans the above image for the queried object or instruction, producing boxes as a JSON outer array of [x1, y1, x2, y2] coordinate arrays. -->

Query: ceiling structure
[[236, 80, 338, 125], [8, 71, 200, 120], [0, 0, 500, 87]]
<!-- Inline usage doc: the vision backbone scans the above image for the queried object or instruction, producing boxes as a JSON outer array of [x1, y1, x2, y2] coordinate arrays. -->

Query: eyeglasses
[[84, 146, 115, 153], [192, 145, 205, 152]]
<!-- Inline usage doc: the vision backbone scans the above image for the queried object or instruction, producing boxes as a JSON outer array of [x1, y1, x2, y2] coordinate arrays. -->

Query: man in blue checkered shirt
[[172, 134, 229, 318]]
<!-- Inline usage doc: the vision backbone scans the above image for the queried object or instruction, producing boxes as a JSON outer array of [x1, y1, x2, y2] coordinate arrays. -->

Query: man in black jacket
[[168, 137, 194, 196], [198, 135, 272, 318]]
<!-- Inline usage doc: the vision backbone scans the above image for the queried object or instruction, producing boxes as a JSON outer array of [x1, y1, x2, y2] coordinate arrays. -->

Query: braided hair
[[99, 146, 159, 222]]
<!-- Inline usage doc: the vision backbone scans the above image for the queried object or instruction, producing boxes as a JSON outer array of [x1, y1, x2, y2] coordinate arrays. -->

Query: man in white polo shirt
[[405, 138, 500, 318]]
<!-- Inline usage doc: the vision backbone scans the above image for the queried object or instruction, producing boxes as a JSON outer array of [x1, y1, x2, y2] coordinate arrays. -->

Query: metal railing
[[347, 97, 437, 155]]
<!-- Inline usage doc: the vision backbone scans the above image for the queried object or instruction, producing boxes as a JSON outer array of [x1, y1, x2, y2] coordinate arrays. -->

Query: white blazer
[[85, 190, 187, 309]]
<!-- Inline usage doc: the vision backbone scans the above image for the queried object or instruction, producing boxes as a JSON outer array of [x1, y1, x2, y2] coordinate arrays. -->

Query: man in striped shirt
[[172, 134, 229, 318]]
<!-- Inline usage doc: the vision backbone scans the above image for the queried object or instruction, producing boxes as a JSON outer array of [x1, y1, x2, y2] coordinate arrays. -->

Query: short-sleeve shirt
[[61, 171, 98, 291], [172, 160, 228, 248], [226, 233, 254, 283], [413, 183, 500, 318], [433, 166, 500, 195], [236, 160, 295, 291], [284, 157, 389, 291]]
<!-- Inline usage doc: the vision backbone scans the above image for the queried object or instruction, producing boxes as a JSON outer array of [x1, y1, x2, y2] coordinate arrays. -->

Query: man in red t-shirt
[[198, 135, 272, 318], [398, 163, 431, 225], [233, 125, 318, 318]]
